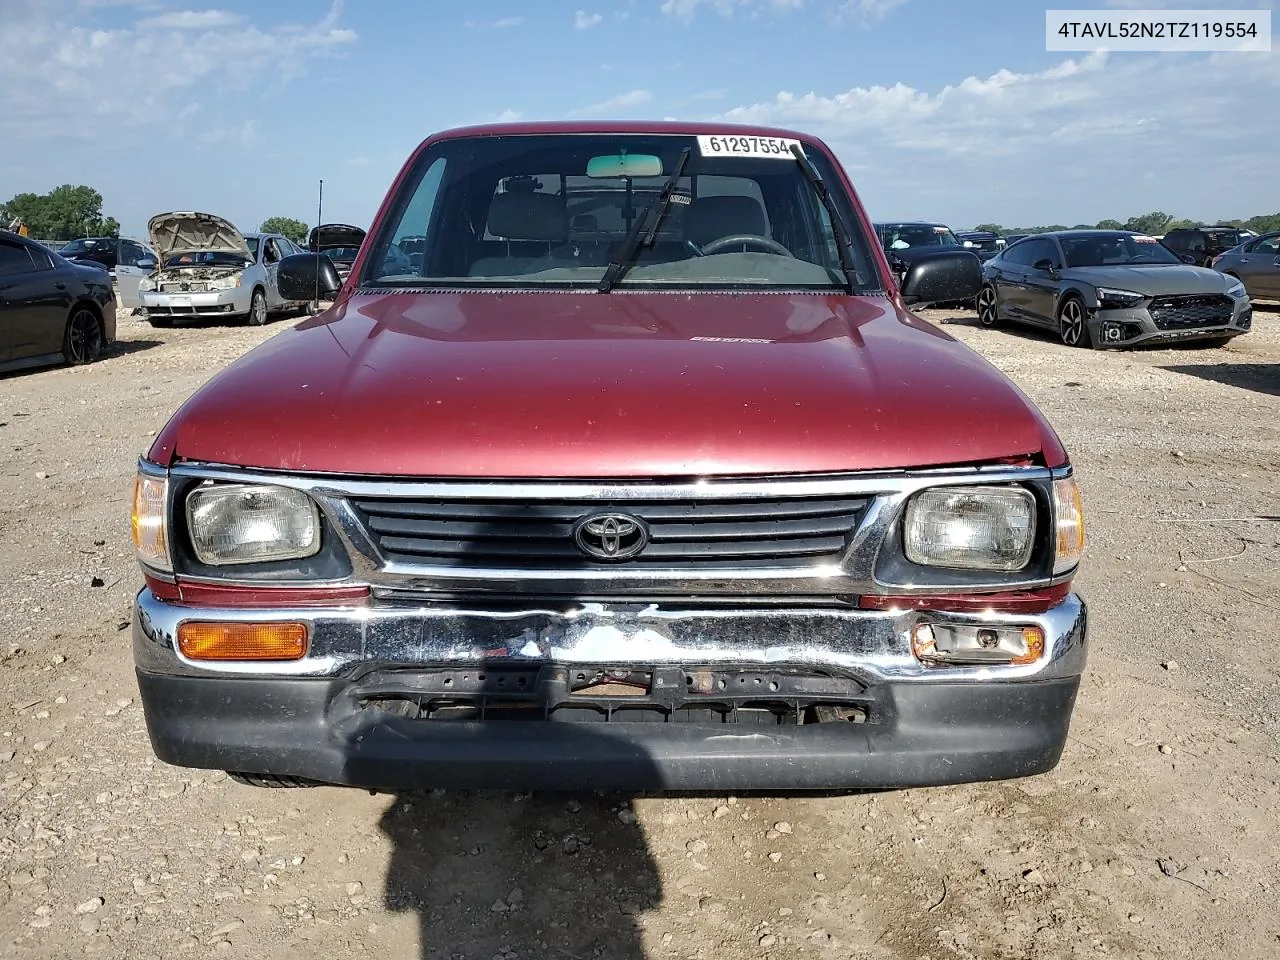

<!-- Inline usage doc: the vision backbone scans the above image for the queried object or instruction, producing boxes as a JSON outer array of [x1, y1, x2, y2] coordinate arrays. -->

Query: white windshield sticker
[[697, 135, 803, 159]]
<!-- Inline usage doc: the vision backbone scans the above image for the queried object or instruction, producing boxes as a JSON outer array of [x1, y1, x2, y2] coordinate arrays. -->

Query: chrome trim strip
[[133, 588, 1087, 684]]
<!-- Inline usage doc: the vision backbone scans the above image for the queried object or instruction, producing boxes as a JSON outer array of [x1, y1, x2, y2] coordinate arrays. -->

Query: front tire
[[976, 284, 1002, 327], [62, 306, 103, 365], [1058, 296, 1093, 348], [147, 316, 173, 329], [247, 289, 268, 326], [228, 772, 316, 789]]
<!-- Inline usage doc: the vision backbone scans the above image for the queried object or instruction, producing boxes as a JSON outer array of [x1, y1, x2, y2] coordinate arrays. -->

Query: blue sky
[[2, 0, 1276, 239]]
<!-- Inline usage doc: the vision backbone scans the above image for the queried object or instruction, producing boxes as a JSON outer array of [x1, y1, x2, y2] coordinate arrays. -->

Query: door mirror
[[1179, 253, 1197, 265], [900, 250, 982, 307], [278, 253, 341, 301], [137, 257, 156, 270], [1033, 258, 1057, 273]]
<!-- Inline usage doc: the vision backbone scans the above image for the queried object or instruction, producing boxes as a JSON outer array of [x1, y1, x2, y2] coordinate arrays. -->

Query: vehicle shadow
[[1162, 363, 1280, 398], [380, 787, 659, 959], [105, 338, 163, 358]]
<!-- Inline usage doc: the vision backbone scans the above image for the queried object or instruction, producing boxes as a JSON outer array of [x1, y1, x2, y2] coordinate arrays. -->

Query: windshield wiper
[[598, 146, 692, 293], [788, 143, 863, 295]]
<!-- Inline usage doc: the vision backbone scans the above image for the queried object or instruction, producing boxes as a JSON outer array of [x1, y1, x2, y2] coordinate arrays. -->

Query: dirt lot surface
[[1, 303, 1278, 960]]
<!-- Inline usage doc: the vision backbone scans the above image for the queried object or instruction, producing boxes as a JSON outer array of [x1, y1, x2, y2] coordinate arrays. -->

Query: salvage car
[[132, 121, 1087, 793], [874, 221, 980, 307], [1, 229, 116, 373], [139, 212, 311, 327], [1211, 231, 1280, 301], [976, 230, 1252, 348], [307, 223, 366, 286], [1161, 226, 1250, 268], [956, 230, 1003, 262], [58, 236, 158, 310]]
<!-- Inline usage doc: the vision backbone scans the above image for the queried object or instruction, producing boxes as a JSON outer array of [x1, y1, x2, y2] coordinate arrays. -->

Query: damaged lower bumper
[[140, 288, 248, 318], [133, 589, 1088, 791]]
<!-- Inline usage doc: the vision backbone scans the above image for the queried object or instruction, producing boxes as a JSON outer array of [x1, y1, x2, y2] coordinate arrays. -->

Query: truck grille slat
[[351, 495, 870, 569]]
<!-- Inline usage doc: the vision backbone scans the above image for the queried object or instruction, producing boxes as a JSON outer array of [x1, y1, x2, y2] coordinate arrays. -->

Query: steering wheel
[[697, 234, 794, 257]]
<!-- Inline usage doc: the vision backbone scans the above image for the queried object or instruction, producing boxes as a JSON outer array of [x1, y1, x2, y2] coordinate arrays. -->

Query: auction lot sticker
[[697, 135, 803, 159]]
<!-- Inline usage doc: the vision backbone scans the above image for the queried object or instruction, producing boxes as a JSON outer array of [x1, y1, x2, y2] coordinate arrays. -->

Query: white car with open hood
[[138, 212, 311, 328]]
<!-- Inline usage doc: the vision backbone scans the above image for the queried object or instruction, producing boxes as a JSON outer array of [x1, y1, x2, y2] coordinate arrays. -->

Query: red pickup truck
[[131, 122, 1087, 791]]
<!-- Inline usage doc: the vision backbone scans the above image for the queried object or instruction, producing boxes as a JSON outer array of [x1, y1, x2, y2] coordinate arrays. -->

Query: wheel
[[62, 306, 103, 365], [147, 316, 172, 329], [247, 289, 268, 326], [976, 284, 1002, 327], [1057, 296, 1092, 348], [228, 772, 317, 788]]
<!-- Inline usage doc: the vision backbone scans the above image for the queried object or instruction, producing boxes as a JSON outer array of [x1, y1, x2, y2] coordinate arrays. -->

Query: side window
[[0, 240, 35, 276], [1002, 240, 1036, 266], [118, 242, 138, 267], [377, 156, 447, 278], [263, 239, 282, 264], [1163, 232, 1186, 251], [1253, 236, 1279, 256], [27, 246, 53, 271]]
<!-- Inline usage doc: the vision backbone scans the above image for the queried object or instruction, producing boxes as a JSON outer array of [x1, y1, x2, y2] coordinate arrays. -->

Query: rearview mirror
[[900, 250, 982, 307], [586, 154, 663, 178], [278, 253, 342, 301]]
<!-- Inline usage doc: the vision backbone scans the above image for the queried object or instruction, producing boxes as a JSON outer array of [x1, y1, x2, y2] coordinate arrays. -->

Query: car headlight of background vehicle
[[1095, 287, 1143, 309], [1224, 277, 1247, 299], [138, 278, 156, 292], [208, 274, 242, 291], [904, 485, 1036, 571], [186, 484, 320, 566]]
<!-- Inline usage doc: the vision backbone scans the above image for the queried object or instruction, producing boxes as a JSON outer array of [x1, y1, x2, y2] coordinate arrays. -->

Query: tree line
[[2, 185, 119, 240], [972, 211, 1280, 237]]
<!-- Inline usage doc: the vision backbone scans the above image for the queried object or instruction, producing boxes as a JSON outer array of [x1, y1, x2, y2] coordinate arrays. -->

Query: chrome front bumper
[[133, 588, 1087, 684]]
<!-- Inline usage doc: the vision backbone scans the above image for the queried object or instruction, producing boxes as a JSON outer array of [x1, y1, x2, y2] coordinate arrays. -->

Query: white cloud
[[197, 119, 258, 146], [836, 0, 907, 23], [661, 0, 803, 19], [491, 109, 524, 122], [574, 10, 603, 29], [718, 51, 1280, 225], [0, 0, 356, 144], [465, 16, 523, 28], [570, 88, 653, 116], [136, 9, 245, 29]]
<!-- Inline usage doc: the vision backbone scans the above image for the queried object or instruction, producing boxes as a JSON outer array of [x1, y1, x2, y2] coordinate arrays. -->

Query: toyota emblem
[[573, 513, 649, 561]]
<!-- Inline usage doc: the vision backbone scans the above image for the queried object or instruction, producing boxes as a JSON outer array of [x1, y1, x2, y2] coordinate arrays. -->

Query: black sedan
[[975, 231, 1252, 349], [1, 230, 117, 373]]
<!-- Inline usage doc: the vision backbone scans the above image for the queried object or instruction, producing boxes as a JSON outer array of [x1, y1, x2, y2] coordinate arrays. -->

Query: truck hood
[[150, 292, 1066, 477], [147, 211, 250, 259], [1063, 264, 1236, 296]]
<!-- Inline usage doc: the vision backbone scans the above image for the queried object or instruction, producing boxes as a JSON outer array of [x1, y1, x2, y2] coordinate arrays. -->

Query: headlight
[[904, 485, 1036, 571], [1225, 277, 1247, 298], [138, 278, 156, 292], [1051, 475, 1085, 574], [208, 274, 241, 290], [1095, 287, 1143, 309], [186, 484, 320, 566], [132, 471, 171, 571]]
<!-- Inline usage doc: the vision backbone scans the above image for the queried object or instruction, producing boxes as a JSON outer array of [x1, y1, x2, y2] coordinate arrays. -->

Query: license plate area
[[351, 664, 872, 725]]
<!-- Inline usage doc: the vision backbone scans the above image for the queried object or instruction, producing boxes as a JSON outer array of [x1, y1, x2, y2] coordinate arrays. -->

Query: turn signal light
[[177, 621, 309, 661], [1052, 475, 1085, 575], [132, 472, 171, 572], [912, 622, 1046, 666]]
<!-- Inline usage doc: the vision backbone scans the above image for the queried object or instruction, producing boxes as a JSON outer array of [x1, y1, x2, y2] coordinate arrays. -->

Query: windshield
[[961, 235, 1000, 253], [60, 238, 108, 254], [1061, 234, 1182, 268], [877, 223, 961, 250], [362, 133, 878, 291], [162, 251, 250, 269], [320, 245, 361, 260]]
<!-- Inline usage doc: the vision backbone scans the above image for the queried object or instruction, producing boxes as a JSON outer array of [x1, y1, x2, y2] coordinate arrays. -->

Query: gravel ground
[[0, 303, 1277, 960]]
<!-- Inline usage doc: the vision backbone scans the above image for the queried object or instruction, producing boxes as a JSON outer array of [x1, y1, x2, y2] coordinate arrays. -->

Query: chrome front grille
[[1148, 294, 1234, 330], [350, 494, 871, 569]]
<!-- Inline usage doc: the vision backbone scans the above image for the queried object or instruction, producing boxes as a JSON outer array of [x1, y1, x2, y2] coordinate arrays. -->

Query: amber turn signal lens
[[1011, 626, 1046, 665], [177, 622, 309, 661], [132, 472, 171, 572], [1052, 475, 1085, 575]]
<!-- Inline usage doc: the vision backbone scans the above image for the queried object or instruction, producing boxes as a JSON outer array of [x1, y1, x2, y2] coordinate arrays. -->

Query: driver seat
[[685, 195, 768, 250]]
